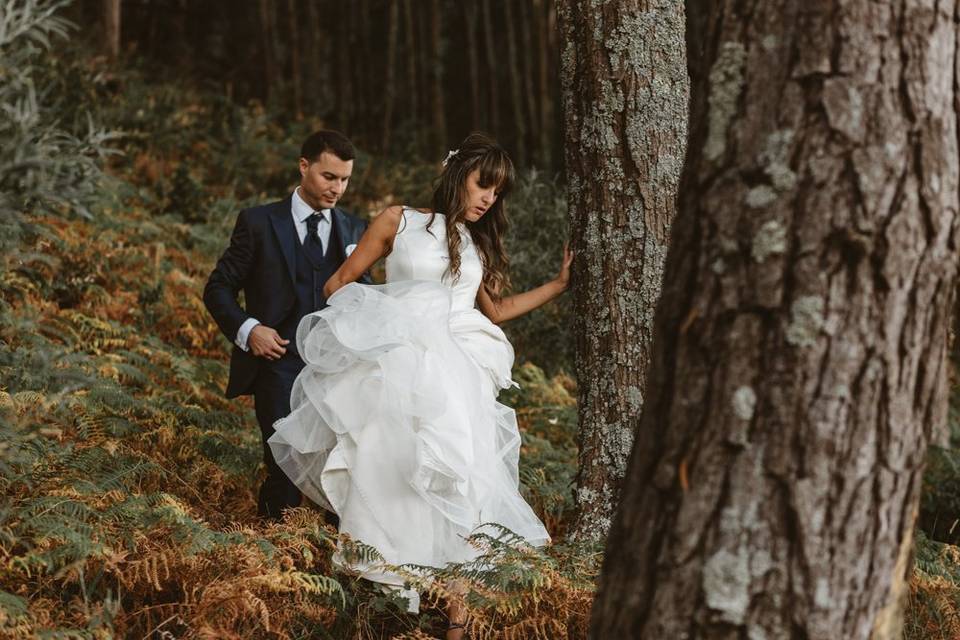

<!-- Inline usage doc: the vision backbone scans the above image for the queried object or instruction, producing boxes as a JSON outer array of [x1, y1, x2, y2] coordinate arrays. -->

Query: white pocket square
[[345, 243, 357, 256]]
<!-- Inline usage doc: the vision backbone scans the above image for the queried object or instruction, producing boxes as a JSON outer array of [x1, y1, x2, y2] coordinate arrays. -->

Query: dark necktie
[[304, 212, 326, 264]]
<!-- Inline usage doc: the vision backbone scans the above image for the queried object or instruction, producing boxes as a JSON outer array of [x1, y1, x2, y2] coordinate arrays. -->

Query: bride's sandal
[[446, 621, 468, 640]]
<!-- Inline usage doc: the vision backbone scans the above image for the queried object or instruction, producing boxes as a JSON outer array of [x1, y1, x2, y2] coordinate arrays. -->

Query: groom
[[203, 130, 370, 520]]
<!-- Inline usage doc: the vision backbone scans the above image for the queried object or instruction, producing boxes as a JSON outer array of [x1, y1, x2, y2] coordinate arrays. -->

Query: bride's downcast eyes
[[476, 180, 502, 197]]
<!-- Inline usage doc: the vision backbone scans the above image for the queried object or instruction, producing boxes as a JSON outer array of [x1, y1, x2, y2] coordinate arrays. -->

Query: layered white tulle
[[267, 210, 549, 605]]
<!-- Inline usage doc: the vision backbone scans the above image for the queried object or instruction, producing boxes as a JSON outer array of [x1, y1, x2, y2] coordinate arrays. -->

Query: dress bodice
[[385, 208, 483, 312]]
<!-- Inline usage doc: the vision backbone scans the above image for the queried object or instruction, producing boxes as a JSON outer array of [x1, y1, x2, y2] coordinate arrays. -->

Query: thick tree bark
[[558, 0, 689, 541], [953, 294, 960, 398], [591, 1, 960, 639]]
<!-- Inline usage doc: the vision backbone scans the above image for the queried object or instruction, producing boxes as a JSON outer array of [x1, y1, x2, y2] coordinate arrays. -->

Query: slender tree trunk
[[519, 0, 539, 161], [429, 0, 447, 154], [534, 0, 552, 167], [558, 0, 688, 542], [464, 1, 482, 131], [304, 0, 322, 113], [286, 0, 303, 120], [102, 0, 120, 60], [591, 1, 960, 638], [403, 0, 420, 151], [503, 0, 528, 165], [418, 3, 431, 113], [546, 1, 560, 165], [358, 0, 373, 132], [382, 0, 400, 153], [258, 0, 277, 104], [480, 0, 500, 136], [144, 3, 157, 58], [336, 4, 355, 132]]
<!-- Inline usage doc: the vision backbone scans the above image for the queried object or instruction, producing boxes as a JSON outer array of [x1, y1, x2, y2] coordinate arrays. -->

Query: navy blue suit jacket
[[203, 196, 370, 398]]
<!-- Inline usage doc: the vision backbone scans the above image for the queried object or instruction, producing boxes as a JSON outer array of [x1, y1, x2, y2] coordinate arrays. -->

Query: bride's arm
[[323, 206, 404, 298], [477, 244, 572, 324]]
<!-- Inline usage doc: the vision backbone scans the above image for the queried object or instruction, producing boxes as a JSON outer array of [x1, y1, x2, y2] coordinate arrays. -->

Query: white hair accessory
[[441, 148, 460, 167]]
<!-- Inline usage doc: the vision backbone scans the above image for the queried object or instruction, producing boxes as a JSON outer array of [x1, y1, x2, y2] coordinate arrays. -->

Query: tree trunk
[[429, 0, 447, 154], [503, 0, 528, 165], [403, 0, 419, 151], [480, 0, 500, 136], [304, 0, 322, 113], [519, 0, 539, 162], [464, 1, 482, 131], [591, 1, 960, 639], [534, 0, 553, 167], [336, 3, 355, 132], [102, 0, 120, 60], [357, 0, 373, 131], [558, 0, 688, 542], [286, 0, 303, 120], [257, 0, 277, 104], [382, 0, 400, 153]]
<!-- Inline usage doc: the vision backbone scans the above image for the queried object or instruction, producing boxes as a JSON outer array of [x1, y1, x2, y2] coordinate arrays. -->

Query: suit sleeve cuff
[[236, 318, 260, 352]]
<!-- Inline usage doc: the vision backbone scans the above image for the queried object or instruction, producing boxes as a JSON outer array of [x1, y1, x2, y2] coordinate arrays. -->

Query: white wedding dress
[[267, 208, 550, 607]]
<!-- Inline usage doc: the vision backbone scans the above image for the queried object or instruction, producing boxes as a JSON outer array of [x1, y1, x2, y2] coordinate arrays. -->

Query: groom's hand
[[248, 325, 289, 360]]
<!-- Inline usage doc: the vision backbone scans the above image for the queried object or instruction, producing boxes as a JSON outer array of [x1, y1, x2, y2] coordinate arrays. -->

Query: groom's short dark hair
[[301, 130, 356, 163]]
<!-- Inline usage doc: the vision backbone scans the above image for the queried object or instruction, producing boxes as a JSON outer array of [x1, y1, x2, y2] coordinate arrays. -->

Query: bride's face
[[463, 169, 500, 222]]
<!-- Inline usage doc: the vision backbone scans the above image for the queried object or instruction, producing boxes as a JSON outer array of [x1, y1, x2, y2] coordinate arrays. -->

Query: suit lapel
[[268, 196, 297, 285], [330, 208, 352, 257]]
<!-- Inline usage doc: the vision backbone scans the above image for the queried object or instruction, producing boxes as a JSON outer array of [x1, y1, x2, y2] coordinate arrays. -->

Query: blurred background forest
[[71, 0, 563, 168], [3, 1, 960, 638]]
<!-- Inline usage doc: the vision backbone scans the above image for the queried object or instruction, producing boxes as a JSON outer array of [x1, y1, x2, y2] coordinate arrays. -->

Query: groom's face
[[299, 151, 353, 210]]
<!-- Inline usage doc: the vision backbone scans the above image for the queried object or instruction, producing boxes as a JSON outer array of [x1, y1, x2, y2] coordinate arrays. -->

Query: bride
[[267, 132, 571, 639]]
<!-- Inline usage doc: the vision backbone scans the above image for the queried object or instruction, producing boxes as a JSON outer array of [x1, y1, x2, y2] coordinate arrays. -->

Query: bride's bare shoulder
[[396, 207, 433, 217], [373, 205, 431, 218], [368, 205, 406, 234]]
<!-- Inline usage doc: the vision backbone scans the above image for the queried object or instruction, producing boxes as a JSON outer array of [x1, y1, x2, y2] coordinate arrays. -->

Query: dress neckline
[[403, 206, 441, 217]]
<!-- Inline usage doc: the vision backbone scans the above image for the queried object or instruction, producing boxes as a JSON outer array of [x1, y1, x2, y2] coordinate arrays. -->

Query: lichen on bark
[[558, 0, 689, 542]]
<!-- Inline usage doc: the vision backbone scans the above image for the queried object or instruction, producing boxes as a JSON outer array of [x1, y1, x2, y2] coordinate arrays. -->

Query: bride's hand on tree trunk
[[556, 243, 573, 289]]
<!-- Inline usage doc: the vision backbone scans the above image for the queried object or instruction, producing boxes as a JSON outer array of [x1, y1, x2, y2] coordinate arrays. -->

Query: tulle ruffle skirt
[[267, 281, 550, 603]]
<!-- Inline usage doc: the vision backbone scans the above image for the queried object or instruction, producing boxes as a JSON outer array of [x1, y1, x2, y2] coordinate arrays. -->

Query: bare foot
[[445, 579, 468, 640], [446, 621, 466, 640]]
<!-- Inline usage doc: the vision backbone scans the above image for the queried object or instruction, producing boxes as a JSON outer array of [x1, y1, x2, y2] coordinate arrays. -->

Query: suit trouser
[[253, 359, 303, 519]]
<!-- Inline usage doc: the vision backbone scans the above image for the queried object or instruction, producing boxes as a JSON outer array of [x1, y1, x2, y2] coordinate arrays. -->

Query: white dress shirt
[[235, 188, 332, 351]]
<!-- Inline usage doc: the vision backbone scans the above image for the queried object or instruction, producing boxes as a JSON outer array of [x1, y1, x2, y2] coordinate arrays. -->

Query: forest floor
[[0, 201, 597, 638]]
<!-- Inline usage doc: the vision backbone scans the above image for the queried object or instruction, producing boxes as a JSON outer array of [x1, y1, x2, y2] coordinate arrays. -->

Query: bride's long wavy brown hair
[[429, 132, 514, 300]]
